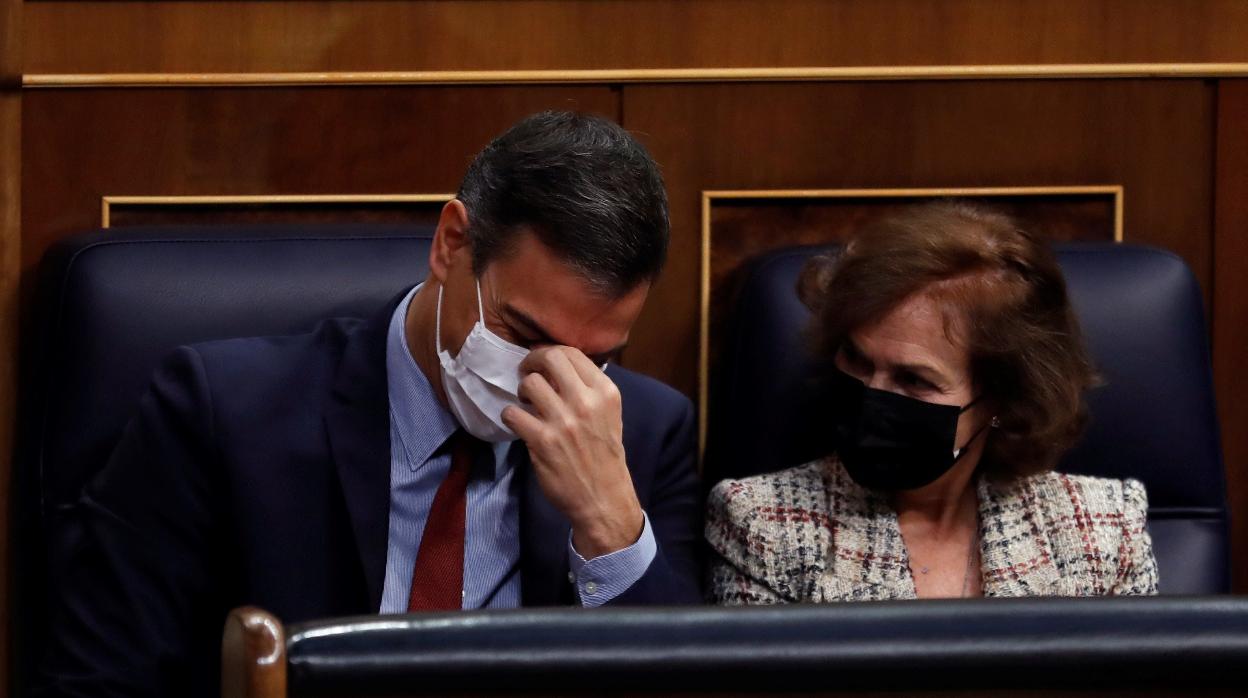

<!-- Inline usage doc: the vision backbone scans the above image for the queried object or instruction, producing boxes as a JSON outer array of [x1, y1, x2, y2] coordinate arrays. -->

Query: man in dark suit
[[41, 111, 701, 696]]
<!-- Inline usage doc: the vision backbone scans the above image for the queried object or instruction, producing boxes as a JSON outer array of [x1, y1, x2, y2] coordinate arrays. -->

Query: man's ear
[[429, 199, 471, 284]]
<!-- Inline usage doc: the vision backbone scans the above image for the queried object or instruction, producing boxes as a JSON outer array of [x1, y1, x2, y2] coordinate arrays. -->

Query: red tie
[[407, 431, 475, 612]]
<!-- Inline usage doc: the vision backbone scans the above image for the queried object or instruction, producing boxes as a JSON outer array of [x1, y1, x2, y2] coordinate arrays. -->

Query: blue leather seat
[[705, 243, 1229, 595], [16, 225, 434, 691]]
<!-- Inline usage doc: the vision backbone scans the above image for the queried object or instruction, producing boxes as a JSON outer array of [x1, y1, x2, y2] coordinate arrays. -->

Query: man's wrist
[[570, 503, 644, 559]]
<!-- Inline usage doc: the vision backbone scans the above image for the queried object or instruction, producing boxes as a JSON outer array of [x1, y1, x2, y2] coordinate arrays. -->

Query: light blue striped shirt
[[379, 285, 656, 612]]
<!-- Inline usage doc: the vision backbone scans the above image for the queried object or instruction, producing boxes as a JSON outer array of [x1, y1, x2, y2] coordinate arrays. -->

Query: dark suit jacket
[[40, 292, 702, 697]]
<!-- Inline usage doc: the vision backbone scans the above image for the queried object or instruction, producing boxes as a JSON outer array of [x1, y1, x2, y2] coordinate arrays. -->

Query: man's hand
[[501, 346, 644, 559]]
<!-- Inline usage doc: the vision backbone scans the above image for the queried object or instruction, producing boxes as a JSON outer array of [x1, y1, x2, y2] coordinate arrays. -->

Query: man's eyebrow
[[502, 304, 629, 359], [502, 305, 560, 345]]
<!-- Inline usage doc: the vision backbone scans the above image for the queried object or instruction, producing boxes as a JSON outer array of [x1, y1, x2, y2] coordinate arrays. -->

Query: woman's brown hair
[[798, 200, 1098, 480]]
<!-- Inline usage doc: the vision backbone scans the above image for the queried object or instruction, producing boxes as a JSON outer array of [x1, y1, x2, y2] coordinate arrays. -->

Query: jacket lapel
[[324, 291, 408, 611], [517, 447, 573, 606], [977, 476, 1062, 597], [817, 460, 917, 601]]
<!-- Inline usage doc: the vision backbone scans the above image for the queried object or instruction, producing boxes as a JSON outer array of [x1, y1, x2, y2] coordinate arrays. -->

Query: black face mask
[[830, 368, 991, 492]]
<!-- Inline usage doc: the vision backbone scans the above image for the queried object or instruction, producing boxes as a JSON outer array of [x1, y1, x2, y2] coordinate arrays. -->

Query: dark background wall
[[6, 2, 1248, 694]]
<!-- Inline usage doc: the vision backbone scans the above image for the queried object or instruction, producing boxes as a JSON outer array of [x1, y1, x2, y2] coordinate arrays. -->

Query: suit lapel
[[977, 476, 1061, 597], [517, 447, 572, 606], [324, 291, 407, 611]]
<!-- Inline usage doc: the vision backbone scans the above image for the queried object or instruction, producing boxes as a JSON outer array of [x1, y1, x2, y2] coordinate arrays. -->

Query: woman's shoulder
[[706, 459, 834, 553], [706, 459, 836, 601], [707, 460, 831, 524], [981, 470, 1157, 596], [985, 470, 1151, 568], [1001, 470, 1150, 520]]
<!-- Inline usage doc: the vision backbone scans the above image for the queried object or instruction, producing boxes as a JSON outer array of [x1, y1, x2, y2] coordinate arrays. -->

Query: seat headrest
[[23, 225, 434, 511]]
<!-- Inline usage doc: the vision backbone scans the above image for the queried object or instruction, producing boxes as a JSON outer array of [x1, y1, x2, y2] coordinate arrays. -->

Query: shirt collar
[[386, 283, 460, 470]]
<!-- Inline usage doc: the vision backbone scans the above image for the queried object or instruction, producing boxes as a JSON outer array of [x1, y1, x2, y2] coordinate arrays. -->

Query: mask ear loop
[[475, 277, 486, 325], [434, 277, 488, 357], [952, 400, 997, 462], [435, 283, 445, 355]]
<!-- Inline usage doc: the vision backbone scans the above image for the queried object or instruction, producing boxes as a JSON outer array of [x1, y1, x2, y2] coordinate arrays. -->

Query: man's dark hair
[[457, 111, 670, 296]]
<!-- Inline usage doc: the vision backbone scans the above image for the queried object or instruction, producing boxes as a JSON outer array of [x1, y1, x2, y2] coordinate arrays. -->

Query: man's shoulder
[[191, 316, 362, 363], [174, 316, 368, 407]]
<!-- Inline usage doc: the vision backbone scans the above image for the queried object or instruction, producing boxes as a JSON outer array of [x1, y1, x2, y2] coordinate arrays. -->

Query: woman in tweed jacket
[[707, 202, 1158, 603]]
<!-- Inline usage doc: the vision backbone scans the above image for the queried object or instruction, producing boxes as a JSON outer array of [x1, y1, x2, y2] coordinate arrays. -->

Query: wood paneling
[[104, 197, 447, 228], [623, 80, 1215, 400], [20, 86, 618, 275], [1214, 80, 1248, 590], [1, 0, 18, 691], [24, 0, 1248, 75], [707, 191, 1119, 302]]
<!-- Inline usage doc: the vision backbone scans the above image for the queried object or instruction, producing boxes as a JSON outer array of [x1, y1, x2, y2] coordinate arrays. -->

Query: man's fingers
[[520, 346, 587, 394], [562, 347, 610, 388], [517, 371, 562, 419], [501, 404, 544, 442]]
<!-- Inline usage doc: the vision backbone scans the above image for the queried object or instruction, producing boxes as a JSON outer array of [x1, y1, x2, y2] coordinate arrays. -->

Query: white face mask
[[436, 279, 529, 442]]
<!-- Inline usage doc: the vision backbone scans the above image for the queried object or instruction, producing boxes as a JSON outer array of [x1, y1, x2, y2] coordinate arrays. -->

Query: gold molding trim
[[100, 193, 454, 228], [697, 185, 1125, 457], [25, 63, 1248, 88]]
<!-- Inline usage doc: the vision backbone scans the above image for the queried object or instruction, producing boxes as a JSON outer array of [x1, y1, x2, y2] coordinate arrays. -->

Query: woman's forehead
[[850, 293, 970, 375]]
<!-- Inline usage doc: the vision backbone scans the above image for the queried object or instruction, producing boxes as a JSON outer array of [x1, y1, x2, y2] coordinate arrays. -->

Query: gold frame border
[[697, 184, 1125, 457], [25, 63, 1248, 88], [100, 193, 455, 228]]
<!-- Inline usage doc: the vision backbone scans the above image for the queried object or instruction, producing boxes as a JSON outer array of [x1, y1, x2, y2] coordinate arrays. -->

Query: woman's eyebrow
[[895, 360, 950, 384], [848, 338, 948, 382]]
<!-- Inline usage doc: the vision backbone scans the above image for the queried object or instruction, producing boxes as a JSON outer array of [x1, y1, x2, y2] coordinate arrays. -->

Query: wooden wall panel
[[707, 191, 1120, 300], [20, 86, 618, 275], [1214, 80, 1248, 590], [24, 0, 1248, 75], [104, 198, 447, 228], [1, 0, 18, 691], [624, 80, 1215, 400]]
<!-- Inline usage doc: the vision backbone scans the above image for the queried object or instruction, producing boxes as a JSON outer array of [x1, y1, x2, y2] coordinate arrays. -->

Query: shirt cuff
[[567, 511, 657, 607]]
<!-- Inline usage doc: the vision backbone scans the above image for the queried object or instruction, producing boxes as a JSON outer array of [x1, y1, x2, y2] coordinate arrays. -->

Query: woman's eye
[[900, 372, 934, 391]]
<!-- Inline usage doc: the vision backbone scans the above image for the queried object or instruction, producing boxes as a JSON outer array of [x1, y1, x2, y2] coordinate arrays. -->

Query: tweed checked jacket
[[707, 457, 1158, 603]]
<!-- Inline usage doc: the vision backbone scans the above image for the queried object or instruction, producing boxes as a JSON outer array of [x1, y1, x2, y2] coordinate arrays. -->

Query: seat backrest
[[15, 225, 434, 690], [705, 243, 1229, 594], [275, 599, 1248, 694]]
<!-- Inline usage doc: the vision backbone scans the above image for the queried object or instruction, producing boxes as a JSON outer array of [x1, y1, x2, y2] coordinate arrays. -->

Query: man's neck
[[405, 281, 450, 410]]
